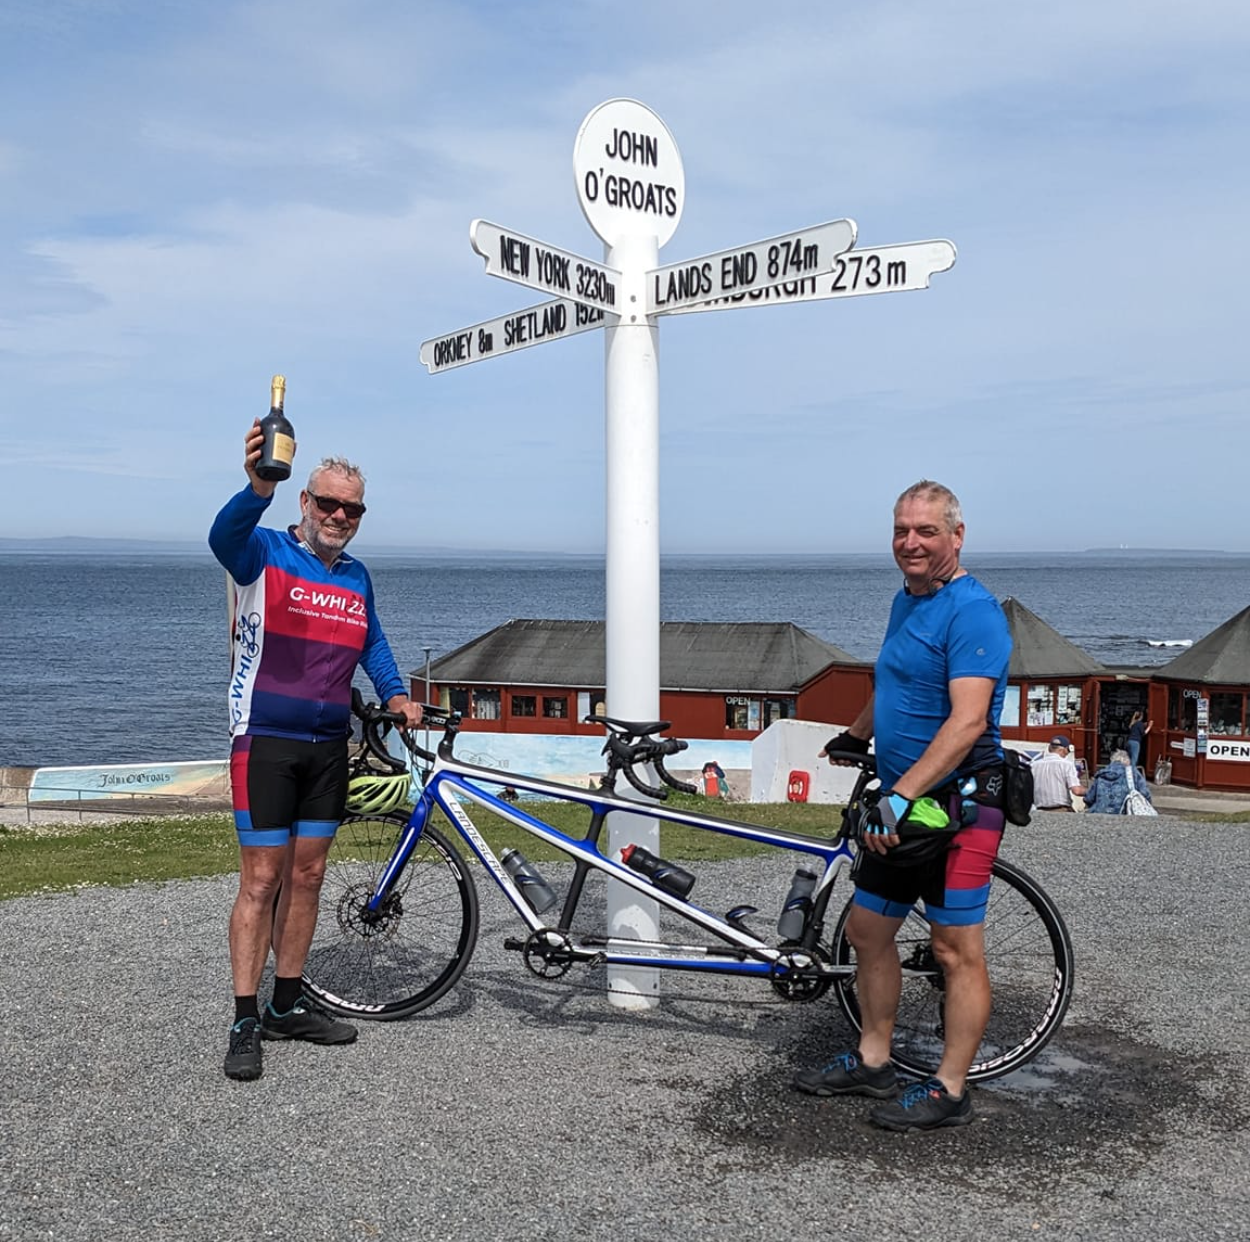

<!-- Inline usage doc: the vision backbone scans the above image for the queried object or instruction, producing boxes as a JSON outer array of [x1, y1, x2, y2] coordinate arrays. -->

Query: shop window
[[1055, 685, 1082, 727], [762, 698, 795, 727], [1209, 692, 1245, 736], [1026, 685, 1054, 728], [999, 685, 1021, 728], [449, 687, 469, 715], [543, 696, 568, 719], [725, 696, 761, 730], [472, 688, 501, 721], [511, 694, 536, 718]]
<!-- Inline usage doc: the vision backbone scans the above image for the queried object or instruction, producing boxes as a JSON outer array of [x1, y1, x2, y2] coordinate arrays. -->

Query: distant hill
[[1080, 548, 1237, 557]]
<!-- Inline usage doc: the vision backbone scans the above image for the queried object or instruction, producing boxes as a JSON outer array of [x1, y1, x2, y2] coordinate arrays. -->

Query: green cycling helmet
[[345, 770, 412, 815]]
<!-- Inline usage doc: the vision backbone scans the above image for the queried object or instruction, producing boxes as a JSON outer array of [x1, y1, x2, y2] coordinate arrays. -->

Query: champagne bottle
[[256, 374, 294, 482]]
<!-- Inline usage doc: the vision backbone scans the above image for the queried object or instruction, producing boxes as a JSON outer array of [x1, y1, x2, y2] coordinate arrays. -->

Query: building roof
[[1001, 597, 1107, 678], [421, 619, 862, 694], [1154, 605, 1250, 684]]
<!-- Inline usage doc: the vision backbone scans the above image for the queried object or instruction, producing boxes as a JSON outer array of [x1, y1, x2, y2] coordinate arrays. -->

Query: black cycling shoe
[[870, 1077, 973, 1131], [261, 999, 358, 1045], [223, 1017, 263, 1081], [793, 1050, 898, 1098]]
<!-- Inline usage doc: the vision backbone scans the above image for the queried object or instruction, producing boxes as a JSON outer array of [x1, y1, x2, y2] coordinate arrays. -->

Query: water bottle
[[619, 844, 696, 899], [776, 867, 818, 941], [501, 848, 558, 915]]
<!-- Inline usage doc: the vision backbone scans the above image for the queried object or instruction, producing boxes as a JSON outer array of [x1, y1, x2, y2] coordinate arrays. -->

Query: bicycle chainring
[[521, 928, 575, 979], [769, 945, 833, 1002]]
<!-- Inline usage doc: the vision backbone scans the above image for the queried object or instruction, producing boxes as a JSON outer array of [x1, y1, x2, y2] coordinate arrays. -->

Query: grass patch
[[0, 815, 237, 901], [0, 796, 844, 901], [454, 792, 842, 863]]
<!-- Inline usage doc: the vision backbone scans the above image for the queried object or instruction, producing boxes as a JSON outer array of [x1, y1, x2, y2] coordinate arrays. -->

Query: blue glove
[[862, 792, 914, 837]]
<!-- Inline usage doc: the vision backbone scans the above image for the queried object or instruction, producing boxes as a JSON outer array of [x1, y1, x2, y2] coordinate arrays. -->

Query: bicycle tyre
[[302, 811, 479, 1020], [830, 858, 1074, 1082]]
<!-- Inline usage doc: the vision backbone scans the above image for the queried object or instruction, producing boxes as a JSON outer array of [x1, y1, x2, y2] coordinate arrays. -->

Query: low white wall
[[750, 721, 1045, 805], [751, 719, 863, 804]]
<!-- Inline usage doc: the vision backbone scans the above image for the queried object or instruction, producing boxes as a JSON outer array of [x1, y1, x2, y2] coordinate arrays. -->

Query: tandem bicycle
[[303, 700, 1074, 1082]]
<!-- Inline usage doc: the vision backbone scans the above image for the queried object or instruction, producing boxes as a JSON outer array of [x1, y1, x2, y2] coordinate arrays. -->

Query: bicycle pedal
[[503, 937, 526, 952], [725, 905, 759, 935]]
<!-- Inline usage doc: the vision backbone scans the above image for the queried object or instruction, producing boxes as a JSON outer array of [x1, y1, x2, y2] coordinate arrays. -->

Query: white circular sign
[[573, 98, 684, 249]]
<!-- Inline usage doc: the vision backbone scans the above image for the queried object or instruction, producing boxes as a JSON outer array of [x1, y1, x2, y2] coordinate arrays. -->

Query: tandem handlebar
[[592, 716, 698, 800], [349, 690, 700, 799]]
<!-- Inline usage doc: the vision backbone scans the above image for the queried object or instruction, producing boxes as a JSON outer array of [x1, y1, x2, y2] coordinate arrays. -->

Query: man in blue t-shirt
[[794, 480, 1011, 1131]]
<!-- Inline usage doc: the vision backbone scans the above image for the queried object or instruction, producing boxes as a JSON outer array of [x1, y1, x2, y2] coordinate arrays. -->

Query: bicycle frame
[[372, 745, 859, 980]]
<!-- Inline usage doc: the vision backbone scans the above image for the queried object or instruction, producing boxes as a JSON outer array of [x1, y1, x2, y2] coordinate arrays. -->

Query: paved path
[[2, 813, 1248, 1241]]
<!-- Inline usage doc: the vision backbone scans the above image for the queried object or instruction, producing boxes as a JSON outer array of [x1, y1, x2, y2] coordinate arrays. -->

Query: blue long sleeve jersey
[[208, 486, 405, 741]]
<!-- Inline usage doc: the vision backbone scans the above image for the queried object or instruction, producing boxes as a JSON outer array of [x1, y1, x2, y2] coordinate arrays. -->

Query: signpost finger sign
[[658, 240, 957, 316], [420, 298, 610, 373], [646, 219, 858, 315]]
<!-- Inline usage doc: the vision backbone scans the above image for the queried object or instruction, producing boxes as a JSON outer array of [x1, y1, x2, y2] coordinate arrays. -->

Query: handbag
[[1121, 762, 1158, 817]]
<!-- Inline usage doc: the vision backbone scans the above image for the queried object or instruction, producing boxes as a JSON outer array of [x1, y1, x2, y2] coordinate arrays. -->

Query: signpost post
[[418, 97, 956, 1010]]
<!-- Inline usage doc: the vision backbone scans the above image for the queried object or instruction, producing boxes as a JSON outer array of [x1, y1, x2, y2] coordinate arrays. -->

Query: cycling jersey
[[872, 575, 1011, 791], [209, 486, 405, 742], [855, 573, 1012, 926]]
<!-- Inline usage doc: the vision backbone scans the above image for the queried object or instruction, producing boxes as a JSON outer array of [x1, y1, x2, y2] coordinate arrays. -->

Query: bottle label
[[271, 433, 295, 465]]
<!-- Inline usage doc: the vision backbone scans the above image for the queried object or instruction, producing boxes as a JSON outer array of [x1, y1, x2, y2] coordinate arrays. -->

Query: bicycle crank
[[520, 928, 576, 979], [769, 945, 833, 1002]]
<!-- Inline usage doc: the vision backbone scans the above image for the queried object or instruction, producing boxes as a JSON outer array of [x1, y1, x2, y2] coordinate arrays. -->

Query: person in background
[[209, 421, 422, 1083], [1126, 711, 1153, 772], [1084, 749, 1154, 814], [1031, 735, 1086, 812], [793, 480, 1011, 1132]]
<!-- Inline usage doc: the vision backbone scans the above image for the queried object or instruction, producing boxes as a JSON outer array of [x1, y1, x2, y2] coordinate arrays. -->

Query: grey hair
[[1110, 749, 1131, 765], [895, 480, 963, 532], [308, 456, 365, 492]]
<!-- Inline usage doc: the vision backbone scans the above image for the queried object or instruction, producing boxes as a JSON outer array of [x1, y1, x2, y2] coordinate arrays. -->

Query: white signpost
[[419, 98, 956, 1009]]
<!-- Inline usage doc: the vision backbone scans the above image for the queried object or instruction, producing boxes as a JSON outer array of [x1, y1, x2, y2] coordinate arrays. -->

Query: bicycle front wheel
[[830, 858, 1074, 1082], [303, 811, 479, 1020]]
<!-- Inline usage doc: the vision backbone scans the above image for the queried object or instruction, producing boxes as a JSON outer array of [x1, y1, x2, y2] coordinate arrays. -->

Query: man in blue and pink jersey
[[210, 420, 422, 1082], [793, 480, 1011, 1131]]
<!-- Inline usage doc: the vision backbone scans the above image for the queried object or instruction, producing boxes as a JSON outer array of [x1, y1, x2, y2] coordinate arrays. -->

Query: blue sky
[[2, 0, 1247, 553]]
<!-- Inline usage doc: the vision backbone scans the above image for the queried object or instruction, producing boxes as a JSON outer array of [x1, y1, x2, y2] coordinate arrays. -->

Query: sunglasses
[[306, 491, 367, 520]]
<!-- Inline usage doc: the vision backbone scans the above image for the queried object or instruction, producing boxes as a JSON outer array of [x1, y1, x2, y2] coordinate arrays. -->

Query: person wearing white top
[[1031, 735, 1086, 811]]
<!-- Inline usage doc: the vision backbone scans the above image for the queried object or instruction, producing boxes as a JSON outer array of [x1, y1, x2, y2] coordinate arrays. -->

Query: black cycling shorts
[[230, 734, 349, 847]]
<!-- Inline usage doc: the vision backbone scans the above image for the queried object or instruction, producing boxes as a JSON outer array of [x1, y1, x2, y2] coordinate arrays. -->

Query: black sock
[[234, 995, 260, 1024], [271, 976, 303, 1014]]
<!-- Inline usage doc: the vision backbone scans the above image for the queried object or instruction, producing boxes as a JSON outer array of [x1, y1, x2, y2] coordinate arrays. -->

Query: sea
[[2, 548, 1247, 770]]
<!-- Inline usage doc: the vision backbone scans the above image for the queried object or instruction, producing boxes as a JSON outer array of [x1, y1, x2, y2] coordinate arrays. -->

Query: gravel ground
[[2, 811, 1248, 1241]]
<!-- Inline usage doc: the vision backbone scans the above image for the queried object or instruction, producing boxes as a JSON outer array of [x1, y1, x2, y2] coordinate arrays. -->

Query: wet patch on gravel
[[687, 1022, 1246, 1196]]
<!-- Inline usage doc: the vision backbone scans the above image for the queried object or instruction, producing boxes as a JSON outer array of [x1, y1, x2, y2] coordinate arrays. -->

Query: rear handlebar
[[349, 694, 707, 799]]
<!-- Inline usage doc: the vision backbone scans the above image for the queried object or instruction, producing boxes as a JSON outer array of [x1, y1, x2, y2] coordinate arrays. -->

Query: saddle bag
[[1001, 748, 1034, 827]]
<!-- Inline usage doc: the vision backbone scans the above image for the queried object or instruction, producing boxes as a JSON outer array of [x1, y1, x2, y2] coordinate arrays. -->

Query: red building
[[1148, 605, 1250, 793], [413, 619, 872, 743], [412, 605, 1250, 793]]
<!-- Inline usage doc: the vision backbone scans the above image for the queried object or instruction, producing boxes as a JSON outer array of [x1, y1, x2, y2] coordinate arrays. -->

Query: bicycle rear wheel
[[830, 858, 1074, 1082], [303, 811, 479, 1020]]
